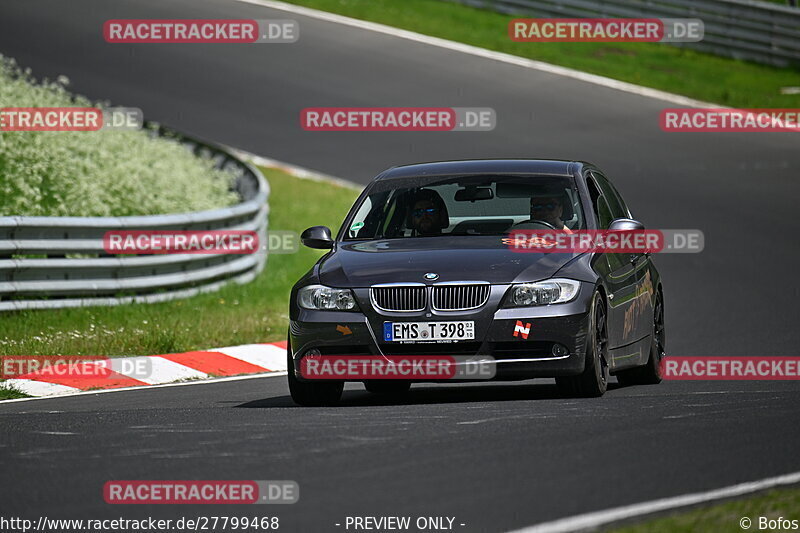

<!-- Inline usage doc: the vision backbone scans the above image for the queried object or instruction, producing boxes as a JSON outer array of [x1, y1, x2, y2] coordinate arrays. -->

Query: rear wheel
[[364, 380, 411, 395], [617, 290, 664, 386], [555, 292, 609, 397], [286, 336, 343, 406]]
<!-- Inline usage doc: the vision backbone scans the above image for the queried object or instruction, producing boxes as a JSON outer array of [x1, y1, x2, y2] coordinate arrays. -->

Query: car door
[[585, 172, 640, 352], [592, 171, 654, 345]]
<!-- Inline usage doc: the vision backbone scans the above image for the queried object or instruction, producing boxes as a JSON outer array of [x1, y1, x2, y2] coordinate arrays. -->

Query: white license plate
[[383, 321, 475, 342]]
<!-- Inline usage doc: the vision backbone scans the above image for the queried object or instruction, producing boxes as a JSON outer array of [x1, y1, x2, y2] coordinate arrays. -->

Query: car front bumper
[[289, 282, 595, 382]]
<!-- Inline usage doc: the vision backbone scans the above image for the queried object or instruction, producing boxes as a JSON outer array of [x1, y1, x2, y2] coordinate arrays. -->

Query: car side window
[[591, 171, 628, 220], [596, 197, 613, 229], [604, 176, 631, 218], [586, 176, 613, 229]]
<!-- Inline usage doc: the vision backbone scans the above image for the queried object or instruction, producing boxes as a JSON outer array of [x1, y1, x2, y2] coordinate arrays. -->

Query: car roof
[[375, 159, 586, 180]]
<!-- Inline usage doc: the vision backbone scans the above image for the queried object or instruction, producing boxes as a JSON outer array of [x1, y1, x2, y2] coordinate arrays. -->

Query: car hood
[[318, 236, 581, 286]]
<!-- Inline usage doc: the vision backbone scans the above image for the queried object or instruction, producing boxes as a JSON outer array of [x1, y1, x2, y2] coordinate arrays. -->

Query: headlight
[[298, 285, 357, 311], [506, 279, 580, 307]]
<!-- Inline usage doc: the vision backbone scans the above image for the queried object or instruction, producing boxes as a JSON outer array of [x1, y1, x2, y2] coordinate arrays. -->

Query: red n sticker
[[513, 320, 531, 339]]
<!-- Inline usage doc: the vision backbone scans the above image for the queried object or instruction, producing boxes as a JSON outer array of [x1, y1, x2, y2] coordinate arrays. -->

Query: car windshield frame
[[337, 173, 586, 242]]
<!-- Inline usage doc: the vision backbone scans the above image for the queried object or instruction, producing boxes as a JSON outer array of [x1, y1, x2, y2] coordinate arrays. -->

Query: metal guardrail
[[446, 0, 800, 67], [0, 126, 269, 312]]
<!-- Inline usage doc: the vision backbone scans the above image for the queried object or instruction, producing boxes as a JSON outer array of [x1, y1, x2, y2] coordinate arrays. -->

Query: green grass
[[612, 486, 800, 532], [0, 383, 30, 400], [0, 167, 360, 357], [281, 0, 800, 108]]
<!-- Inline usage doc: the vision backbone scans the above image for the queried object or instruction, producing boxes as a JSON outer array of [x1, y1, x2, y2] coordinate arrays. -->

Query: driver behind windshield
[[407, 189, 449, 236], [529, 191, 572, 232]]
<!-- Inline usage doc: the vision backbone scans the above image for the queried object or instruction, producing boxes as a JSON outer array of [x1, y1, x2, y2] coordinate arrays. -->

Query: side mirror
[[608, 218, 645, 231], [301, 226, 334, 249]]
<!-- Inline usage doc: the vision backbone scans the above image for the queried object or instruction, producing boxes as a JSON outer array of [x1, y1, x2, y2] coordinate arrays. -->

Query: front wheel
[[286, 337, 343, 406], [556, 291, 609, 397]]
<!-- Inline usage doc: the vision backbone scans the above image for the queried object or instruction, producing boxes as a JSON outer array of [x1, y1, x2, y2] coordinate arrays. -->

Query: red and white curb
[[2, 342, 288, 398]]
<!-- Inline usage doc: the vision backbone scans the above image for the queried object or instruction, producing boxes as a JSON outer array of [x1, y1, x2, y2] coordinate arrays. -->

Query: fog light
[[551, 344, 569, 356], [295, 348, 322, 378]]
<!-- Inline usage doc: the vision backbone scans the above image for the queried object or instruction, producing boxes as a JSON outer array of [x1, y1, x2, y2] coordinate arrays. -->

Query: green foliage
[[0, 55, 239, 216]]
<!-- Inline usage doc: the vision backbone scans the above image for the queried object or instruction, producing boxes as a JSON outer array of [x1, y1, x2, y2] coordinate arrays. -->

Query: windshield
[[342, 174, 585, 240]]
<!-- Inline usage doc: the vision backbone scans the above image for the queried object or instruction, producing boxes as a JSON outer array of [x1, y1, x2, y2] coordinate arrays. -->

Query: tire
[[364, 380, 411, 395], [617, 289, 664, 386], [555, 291, 609, 398], [286, 336, 343, 406]]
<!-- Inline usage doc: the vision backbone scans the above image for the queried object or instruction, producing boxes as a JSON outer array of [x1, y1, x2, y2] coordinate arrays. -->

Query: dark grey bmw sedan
[[287, 160, 664, 406]]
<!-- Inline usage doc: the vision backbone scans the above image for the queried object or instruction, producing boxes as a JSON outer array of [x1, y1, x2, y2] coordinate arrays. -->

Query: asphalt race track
[[3, 377, 800, 532], [1, 0, 799, 531]]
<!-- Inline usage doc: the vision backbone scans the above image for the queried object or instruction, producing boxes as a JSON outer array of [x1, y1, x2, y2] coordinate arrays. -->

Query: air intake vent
[[432, 283, 490, 311], [370, 285, 426, 312]]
